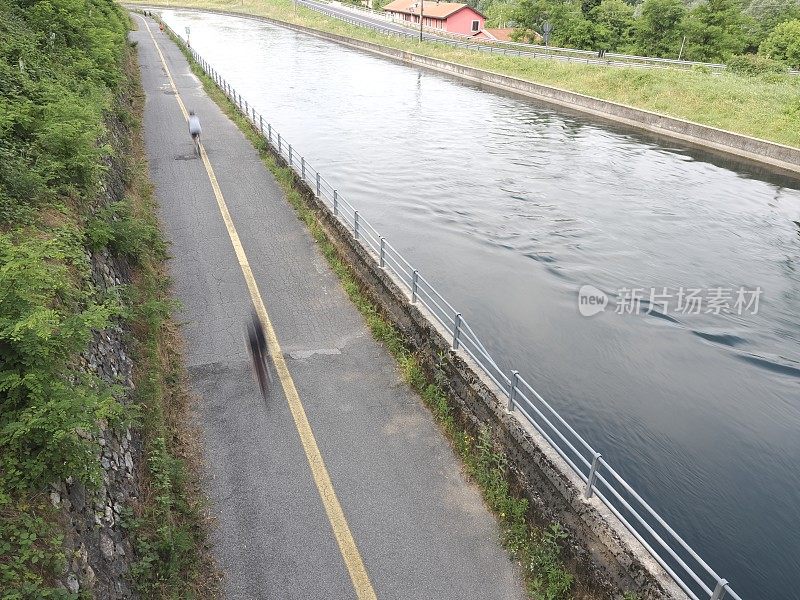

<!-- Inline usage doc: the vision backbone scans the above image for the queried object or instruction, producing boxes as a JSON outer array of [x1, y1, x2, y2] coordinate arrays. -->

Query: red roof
[[483, 28, 514, 41], [383, 0, 486, 20]]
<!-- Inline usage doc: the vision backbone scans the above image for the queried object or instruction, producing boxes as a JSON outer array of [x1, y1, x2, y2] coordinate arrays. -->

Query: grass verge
[[130, 0, 800, 148], [168, 24, 598, 600]]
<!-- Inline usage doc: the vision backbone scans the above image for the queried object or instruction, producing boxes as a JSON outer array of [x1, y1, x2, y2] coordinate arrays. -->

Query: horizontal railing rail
[[175, 28, 742, 599]]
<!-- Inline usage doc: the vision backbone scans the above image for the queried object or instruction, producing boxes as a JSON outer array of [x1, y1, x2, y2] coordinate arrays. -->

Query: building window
[[471, 20, 480, 32]]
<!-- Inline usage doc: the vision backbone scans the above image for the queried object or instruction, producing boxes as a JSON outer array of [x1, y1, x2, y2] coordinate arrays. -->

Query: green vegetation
[[759, 19, 800, 68], [0, 1, 129, 594], [0, 2, 213, 597], [503, 0, 797, 65], [132, 0, 800, 149], [172, 31, 589, 599]]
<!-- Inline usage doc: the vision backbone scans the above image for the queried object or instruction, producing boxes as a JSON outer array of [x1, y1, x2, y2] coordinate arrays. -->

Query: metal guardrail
[[177, 29, 743, 600]]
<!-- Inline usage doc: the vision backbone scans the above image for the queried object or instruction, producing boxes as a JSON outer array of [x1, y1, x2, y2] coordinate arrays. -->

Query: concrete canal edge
[[138, 4, 800, 178]]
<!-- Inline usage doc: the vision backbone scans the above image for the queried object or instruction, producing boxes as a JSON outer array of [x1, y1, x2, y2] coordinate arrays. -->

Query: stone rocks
[[55, 123, 143, 597]]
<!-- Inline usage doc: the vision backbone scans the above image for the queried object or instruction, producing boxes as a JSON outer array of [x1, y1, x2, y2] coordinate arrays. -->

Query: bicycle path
[[132, 15, 524, 600]]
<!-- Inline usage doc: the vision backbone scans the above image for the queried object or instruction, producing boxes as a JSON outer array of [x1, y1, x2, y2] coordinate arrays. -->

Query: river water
[[159, 9, 800, 599]]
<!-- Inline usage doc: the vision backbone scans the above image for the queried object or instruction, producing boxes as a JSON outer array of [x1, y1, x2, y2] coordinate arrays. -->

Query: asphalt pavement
[[131, 14, 525, 600]]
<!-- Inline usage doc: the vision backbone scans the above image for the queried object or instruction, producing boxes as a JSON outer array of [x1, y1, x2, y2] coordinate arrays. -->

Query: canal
[[160, 9, 800, 599]]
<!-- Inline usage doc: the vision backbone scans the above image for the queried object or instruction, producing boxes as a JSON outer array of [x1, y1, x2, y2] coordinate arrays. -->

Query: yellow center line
[[136, 15, 377, 600]]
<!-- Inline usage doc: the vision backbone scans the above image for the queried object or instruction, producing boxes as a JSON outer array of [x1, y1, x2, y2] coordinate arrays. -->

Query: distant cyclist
[[247, 311, 270, 400], [188, 110, 202, 156]]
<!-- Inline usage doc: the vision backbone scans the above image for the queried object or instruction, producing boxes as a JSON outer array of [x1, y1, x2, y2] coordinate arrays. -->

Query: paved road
[[132, 15, 525, 600]]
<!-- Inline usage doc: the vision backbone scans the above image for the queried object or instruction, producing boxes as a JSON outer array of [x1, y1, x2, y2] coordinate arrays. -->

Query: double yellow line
[[136, 15, 377, 599]]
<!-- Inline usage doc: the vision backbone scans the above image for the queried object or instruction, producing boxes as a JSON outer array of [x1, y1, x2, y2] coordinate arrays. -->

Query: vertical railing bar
[[507, 370, 519, 411], [584, 452, 602, 498], [711, 580, 729, 600], [452, 313, 462, 349]]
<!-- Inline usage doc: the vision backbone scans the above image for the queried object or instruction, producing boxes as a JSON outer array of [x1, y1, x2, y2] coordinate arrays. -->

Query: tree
[[759, 19, 800, 67], [483, 0, 517, 27], [635, 0, 686, 57], [590, 0, 636, 51], [681, 0, 749, 62], [745, 0, 800, 38], [511, 0, 557, 41], [511, 0, 598, 46], [554, 6, 605, 48], [581, 0, 602, 16]]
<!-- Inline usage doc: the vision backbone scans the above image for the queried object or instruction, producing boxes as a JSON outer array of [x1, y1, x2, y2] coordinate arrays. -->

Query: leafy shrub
[[86, 198, 166, 263], [759, 19, 800, 68], [727, 53, 789, 75], [0, 231, 123, 491]]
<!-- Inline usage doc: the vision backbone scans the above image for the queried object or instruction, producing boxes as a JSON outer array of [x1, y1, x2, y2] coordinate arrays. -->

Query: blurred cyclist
[[188, 110, 202, 156]]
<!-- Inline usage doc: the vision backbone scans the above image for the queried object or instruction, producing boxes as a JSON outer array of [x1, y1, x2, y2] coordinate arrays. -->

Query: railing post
[[267, 123, 272, 141], [411, 270, 419, 303], [301, 157, 305, 179], [452, 313, 462, 349], [245, 99, 248, 114], [379, 237, 385, 268], [584, 452, 602, 498], [316, 172, 321, 198], [259, 115, 264, 133], [354, 211, 360, 240], [507, 370, 519, 412], [288, 144, 293, 167], [710, 580, 729, 600], [277, 133, 281, 154]]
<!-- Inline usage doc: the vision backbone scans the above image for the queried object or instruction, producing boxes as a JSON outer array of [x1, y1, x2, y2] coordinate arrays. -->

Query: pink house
[[383, 0, 487, 37]]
